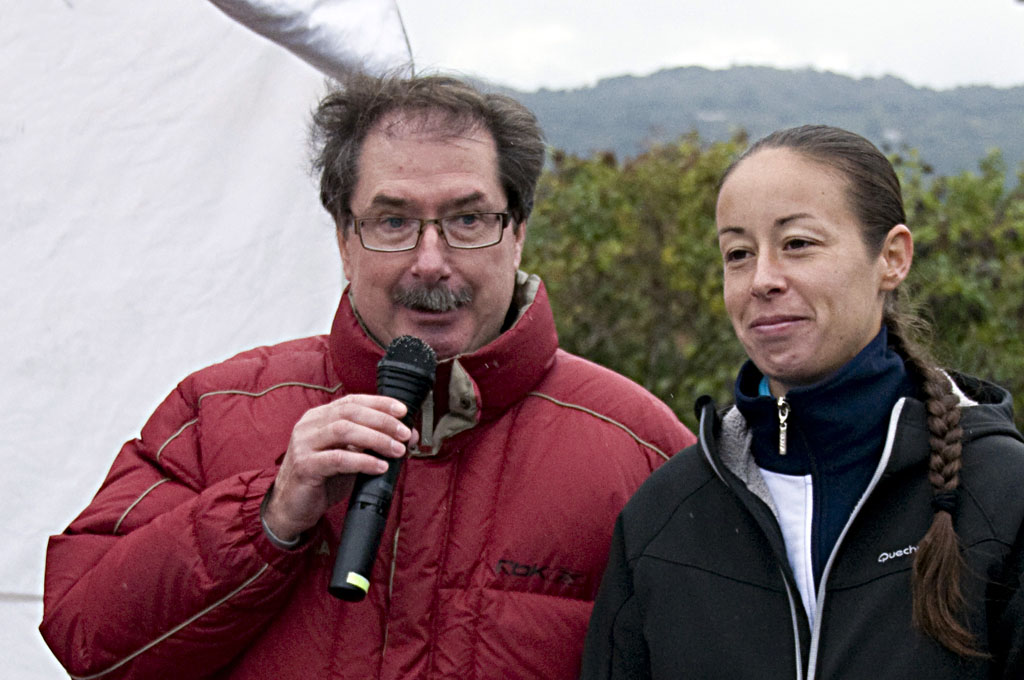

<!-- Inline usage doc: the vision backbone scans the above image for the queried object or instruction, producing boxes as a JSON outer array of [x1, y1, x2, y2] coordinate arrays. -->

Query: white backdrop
[[1, 2, 411, 675]]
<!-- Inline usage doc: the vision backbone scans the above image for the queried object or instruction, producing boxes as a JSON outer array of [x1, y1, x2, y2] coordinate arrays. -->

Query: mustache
[[393, 284, 473, 312]]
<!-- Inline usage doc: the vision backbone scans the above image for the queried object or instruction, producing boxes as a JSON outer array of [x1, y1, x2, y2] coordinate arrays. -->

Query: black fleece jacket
[[581, 373, 1024, 680]]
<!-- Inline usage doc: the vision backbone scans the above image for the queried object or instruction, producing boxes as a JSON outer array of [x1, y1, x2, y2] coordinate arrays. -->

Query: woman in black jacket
[[581, 125, 1024, 679]]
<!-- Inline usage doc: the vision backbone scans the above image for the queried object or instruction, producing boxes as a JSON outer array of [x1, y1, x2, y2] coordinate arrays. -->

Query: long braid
[[887, 314, 985, 657]]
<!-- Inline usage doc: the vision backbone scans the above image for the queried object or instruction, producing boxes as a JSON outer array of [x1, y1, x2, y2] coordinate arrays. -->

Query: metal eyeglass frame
[[351, 212, 512, 252]]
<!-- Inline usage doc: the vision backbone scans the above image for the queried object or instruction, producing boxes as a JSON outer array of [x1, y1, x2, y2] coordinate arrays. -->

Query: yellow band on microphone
[[346, 572, 370, 593]]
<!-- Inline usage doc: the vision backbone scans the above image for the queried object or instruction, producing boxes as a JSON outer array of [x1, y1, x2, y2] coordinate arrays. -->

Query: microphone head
[[376, 336, 437, 415], [384, 335, 438, 373]]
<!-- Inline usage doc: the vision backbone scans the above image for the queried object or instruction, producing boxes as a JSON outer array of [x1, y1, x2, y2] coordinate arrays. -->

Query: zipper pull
[[776, 396, 790, 456]]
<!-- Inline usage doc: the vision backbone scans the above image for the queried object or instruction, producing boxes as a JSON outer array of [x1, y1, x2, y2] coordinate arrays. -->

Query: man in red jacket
[[41, 72, 695, 679]]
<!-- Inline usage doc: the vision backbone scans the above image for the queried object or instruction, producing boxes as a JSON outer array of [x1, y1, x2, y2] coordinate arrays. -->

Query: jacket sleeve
[[996, 523, 1024, 679], [580, 514, 651, 680], [39, 381, 316, 680]]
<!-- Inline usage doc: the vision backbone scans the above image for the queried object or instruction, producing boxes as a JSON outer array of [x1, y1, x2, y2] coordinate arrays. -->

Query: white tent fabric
[[209, 0, 413, 79], [1, 1, 409, 675]]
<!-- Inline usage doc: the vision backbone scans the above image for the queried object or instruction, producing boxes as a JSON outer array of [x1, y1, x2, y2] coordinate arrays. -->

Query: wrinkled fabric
[[208, 0, 412, 78]]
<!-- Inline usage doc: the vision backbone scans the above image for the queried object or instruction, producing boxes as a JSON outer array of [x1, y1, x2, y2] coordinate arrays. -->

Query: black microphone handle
[[328, 457, 403, 601], [328, 339, 436, 602]]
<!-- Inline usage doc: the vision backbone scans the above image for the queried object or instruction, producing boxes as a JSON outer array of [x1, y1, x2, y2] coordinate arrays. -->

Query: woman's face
[[716, 148, 911, 395]]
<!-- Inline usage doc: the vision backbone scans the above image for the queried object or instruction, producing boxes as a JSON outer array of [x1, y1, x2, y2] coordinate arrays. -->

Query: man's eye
[[455, 213, 481, 227], [381, 217, 409, 230], [784, 238, 811, 250]]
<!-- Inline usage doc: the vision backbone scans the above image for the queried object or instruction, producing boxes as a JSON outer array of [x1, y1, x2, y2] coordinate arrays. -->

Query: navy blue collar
[[734, 326, 918, 475]]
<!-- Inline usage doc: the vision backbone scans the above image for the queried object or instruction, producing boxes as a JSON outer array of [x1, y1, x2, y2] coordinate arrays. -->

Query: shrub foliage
[[523, 135, 1024, 430]]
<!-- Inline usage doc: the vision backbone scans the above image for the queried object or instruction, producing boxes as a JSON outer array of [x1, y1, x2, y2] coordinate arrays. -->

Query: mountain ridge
[[485, 65, 1024, 177]]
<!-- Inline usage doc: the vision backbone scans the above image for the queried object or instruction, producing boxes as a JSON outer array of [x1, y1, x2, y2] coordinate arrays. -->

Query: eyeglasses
[[351, 212, 512, 252]]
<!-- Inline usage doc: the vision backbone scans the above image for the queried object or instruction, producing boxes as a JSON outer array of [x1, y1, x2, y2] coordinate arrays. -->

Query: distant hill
[[492, 66, 1024, 178]]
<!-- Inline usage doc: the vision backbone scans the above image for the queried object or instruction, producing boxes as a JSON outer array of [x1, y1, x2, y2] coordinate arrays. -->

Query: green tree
[[897, 149, 1024, 423], [527, 135, 1024, 430], [524, 135, 747, 429]]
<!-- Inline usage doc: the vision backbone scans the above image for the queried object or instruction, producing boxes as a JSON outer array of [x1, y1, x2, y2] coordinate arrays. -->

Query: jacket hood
[[946, 371, 1021, 445]]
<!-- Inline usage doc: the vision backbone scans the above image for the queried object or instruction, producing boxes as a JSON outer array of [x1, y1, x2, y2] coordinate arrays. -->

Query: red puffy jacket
[[41, 276, 694, 679]]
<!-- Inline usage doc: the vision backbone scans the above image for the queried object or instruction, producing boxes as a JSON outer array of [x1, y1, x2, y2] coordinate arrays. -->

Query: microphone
[[328, 335, 437, 601]]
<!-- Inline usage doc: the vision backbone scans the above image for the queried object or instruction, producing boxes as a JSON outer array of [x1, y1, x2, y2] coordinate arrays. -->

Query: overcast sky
[[398, 0, 1024, 92]]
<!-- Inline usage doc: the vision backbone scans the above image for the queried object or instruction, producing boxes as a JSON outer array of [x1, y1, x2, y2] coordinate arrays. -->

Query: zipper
[[805, 398, 907, 679], [777, 396, 790, 456], [780, 570, 805, 680], [381, 523, 399, 666]]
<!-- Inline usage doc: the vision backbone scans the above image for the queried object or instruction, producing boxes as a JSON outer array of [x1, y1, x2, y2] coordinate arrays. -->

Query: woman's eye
[[724, 249, 751, 263], [784, 238, 811, 250]]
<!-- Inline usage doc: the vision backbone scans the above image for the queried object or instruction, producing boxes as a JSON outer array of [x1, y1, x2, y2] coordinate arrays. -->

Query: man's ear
[[335, 216, 353, 277], [511, 219, 527, 270], [879, 224, 913, 292]]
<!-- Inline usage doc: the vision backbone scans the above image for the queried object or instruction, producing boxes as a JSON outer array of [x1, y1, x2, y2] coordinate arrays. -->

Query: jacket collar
[[699, 370, 1022, 483], [327, 271, 558, 454], [733, 327, 916, 475]]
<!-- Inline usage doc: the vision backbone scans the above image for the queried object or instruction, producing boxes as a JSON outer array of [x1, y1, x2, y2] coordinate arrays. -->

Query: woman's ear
[[879, 224, 914, 291]]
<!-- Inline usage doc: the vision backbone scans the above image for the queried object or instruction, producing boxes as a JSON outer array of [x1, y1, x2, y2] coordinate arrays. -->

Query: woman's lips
[[749, 315, 806, 333]]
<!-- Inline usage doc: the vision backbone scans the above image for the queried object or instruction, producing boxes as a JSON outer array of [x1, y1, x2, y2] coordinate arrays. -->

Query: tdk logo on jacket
[[494, 559, 583, 586]]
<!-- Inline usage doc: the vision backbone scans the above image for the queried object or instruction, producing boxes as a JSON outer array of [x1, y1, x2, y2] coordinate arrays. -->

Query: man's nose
[[410, 222, 451, 280]]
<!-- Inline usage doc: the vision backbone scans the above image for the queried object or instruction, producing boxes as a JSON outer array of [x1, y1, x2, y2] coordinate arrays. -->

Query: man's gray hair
[[311, 72, 546, 228]]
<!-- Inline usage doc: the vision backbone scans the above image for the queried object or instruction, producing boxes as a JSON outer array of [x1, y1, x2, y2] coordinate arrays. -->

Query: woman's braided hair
[[725, 125, 982, 657]]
